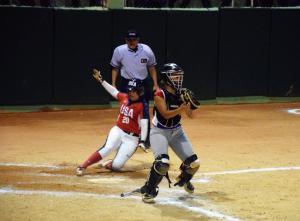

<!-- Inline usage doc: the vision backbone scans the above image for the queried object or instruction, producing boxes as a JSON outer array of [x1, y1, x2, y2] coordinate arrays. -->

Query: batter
[[76, 69, 148, 176]]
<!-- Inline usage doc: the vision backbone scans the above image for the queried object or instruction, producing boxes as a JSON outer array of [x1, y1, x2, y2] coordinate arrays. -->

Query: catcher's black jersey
[[152, 89, 183, 129]]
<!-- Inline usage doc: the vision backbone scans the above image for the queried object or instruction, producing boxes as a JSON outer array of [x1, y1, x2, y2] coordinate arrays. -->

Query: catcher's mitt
[[180, 88, 201, 110]]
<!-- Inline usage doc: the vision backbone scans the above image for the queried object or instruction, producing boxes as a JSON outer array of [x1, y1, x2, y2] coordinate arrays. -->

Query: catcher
[[140, 63, 200, 203], [76, 69, 148, 176]]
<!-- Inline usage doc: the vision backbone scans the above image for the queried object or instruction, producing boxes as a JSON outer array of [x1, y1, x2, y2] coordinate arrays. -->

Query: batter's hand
[[138, 141, 149, 153], [92, 69, 103, 83]]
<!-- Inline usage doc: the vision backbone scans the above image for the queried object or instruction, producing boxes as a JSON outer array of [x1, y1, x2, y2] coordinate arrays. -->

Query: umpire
[[110, 30, 159, 147]]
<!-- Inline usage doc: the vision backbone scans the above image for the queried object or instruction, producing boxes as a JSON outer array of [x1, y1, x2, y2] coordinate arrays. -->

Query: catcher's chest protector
[[154, 89, 183, 128]]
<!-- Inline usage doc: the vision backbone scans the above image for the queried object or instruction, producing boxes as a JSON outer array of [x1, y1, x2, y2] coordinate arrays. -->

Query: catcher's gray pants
[[149, 126, 196, 161]]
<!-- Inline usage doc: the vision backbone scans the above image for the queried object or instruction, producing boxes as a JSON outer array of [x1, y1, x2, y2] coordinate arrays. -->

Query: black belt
[[122, 129, 139, 137]]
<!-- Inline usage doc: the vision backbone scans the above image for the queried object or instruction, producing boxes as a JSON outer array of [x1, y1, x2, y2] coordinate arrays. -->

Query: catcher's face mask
[[167, 71, 184, 93]]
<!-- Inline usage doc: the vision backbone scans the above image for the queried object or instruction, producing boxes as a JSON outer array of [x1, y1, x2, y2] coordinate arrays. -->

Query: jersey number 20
[[122, 116, 129, 124]]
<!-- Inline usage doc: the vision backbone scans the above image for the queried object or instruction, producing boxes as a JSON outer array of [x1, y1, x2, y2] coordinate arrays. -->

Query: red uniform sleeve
[[154, 89, 164, 99], [117, 92, 128, 103]]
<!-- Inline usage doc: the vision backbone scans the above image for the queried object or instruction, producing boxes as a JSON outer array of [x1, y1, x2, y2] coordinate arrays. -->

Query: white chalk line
[[0, 187, 241, 221], [2, 162, 298, 180], [0, 162, 62, 169], [193, 166, 300, 182], [287, 108, 300, 115]]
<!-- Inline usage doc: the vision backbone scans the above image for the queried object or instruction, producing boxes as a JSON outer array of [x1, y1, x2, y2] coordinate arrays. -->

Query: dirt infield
[[1, 103, 300, 221]]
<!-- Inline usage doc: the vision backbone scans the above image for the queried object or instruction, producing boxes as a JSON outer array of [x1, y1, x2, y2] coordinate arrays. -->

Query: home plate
[[88, 177, 125, 184]]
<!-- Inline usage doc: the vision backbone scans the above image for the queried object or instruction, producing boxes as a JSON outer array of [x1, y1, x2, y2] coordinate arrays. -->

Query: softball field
[[0, 102, 300, 221]]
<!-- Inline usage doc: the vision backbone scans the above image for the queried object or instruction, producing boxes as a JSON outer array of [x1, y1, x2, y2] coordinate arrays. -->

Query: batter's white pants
[[98, 126, 139, 170]]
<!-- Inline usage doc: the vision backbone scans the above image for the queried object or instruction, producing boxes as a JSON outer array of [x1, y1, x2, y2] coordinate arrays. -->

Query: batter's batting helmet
[[127, 79, 144, 96], [160, 63, 184, 93]]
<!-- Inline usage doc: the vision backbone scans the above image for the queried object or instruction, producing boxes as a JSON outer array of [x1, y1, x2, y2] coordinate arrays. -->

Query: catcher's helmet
[[160, 63, 184, 93], [126, 78, 144, 96]]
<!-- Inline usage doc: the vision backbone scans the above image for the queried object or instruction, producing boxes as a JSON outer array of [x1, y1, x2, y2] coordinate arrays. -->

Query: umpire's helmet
[[127, 78, 144, 96], [160, 63, 184, 93]]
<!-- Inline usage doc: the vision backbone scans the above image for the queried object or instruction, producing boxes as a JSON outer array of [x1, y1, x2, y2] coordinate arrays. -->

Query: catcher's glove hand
[[180, 88, 200, 110]]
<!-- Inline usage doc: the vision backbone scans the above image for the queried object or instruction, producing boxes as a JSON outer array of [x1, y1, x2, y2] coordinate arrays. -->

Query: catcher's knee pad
[[184, 154, 200, 174], [175, 154, 200, 187], [153, 154, 170, 176]]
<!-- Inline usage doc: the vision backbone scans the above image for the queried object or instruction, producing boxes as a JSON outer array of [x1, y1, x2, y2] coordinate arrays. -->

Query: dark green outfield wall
[[1, 7, 299, 105]]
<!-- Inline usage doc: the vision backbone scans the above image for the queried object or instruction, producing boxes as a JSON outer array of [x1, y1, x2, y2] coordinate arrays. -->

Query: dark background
[[1, 6, 299, 105]]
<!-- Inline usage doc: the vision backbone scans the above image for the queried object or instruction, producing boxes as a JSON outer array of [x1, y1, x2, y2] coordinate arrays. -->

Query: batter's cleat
[[76, 167, 86, 176], [183, 181, 195, 194]]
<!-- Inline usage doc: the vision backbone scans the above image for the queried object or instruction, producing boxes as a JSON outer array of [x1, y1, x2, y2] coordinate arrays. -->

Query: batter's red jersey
[[116, 92, 144, 135]]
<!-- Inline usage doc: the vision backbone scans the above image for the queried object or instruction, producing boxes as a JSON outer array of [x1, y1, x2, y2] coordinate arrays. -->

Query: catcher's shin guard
[[141, 154, 170, 201], [174, 154, 200, 187]]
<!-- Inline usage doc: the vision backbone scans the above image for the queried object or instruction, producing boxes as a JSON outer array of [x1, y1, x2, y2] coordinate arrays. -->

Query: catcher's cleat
[[76, 167, 86, 177], [184, 181, 195, 194], [142, 193, 156, 203], [141, 185, 158, 204]]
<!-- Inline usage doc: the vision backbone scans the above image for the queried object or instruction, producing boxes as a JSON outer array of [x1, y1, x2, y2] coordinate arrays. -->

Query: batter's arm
[[93, 69, 119, 99], [148, 66, 159, 91], [154, 95, 186, 119]]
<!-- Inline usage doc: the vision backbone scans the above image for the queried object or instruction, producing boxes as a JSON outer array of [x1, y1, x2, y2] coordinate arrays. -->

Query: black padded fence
[[0, 6, 54, 105], [53, 8, 112, 104], [268, 9, 300, 97], [1, 7, 300, 106], [218, 8, 271, 97], [166, 10, 218, 100]]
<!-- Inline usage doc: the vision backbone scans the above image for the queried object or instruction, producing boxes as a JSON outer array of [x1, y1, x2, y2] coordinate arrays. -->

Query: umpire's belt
[[122, 129, 139, 137]]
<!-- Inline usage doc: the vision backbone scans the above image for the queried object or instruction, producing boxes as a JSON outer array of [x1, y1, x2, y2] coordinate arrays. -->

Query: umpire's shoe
[[184, 181, 195, 194]]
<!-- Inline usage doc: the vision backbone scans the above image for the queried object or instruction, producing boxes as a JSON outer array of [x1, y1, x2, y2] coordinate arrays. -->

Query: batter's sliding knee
[[175, 154, 200, 187], [153, 154, 170, 176], [111, 161, 124, 171]]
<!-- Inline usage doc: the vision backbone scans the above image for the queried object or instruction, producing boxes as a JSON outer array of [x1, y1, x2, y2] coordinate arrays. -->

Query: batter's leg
[[76, 126, 122, 176], [109, 134, 139, 171], [98, 126, 122, 159]]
